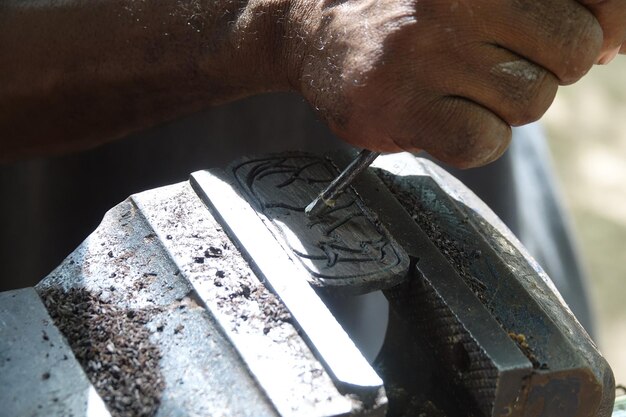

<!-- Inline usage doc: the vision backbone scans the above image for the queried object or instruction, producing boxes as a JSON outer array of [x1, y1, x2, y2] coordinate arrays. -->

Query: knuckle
[[426, 99, 512, 168], [490, 60, 557, 126], [557, 12, 603, 83], [505, 70, 558, 125]]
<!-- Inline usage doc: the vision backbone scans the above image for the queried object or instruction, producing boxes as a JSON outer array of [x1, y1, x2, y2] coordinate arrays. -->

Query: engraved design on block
[[232, 153, 409, 289]]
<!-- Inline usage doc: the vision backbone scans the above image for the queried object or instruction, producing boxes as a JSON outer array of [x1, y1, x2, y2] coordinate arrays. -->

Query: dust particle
[[40, 287, 164, 417]]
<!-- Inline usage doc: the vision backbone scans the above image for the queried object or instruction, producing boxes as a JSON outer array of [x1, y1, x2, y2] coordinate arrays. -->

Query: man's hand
[[1, 0, 624, 165], [287, 0, 625, 168]]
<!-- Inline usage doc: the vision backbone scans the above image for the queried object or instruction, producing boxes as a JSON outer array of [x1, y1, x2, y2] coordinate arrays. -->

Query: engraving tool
[[305, 149, 380, 217]]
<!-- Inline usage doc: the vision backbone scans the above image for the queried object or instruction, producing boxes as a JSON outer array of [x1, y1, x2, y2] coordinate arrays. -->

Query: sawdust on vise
[[508, 332, 544, 369], [377, 170, 545, 370], [376, 171, 487, 300], [41, 287, 165, 417]]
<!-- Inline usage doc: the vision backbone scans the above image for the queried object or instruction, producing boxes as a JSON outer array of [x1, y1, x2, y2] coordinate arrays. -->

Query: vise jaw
[[0, 152, 614, 417]]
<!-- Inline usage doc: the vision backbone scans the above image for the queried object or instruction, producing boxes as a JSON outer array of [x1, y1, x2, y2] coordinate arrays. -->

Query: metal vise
[[0, 152, 615, 417]]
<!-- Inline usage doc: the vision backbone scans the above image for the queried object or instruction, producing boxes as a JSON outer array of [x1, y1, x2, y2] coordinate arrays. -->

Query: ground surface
[[543, 56, 626, 385]]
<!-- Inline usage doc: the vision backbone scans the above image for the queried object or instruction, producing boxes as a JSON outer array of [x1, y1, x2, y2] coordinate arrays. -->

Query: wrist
[[205, 0, 309, 96]]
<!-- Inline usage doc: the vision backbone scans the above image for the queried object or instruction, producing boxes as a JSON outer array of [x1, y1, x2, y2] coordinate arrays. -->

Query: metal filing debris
[[34, 175, 387, 417], [0, 151, 616, 417], [0, 288, 111, 417]]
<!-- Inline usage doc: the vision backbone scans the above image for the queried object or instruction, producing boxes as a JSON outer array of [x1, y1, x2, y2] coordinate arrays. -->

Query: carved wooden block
[[231, 153, 410, 292]]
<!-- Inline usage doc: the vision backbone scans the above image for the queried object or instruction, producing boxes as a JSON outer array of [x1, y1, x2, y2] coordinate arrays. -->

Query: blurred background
[[543, 57, 626, 385]]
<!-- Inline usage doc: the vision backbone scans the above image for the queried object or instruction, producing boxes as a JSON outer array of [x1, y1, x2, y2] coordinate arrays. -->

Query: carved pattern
[[232, 153, 409, 288]]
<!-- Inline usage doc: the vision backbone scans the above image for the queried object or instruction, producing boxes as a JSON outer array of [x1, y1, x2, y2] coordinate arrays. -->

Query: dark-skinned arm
[[1, 0, 625, 167], [0, 0, 300, 160]]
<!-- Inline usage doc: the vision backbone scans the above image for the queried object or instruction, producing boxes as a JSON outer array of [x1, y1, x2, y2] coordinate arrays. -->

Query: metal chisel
[[304, 149, 380, 217]]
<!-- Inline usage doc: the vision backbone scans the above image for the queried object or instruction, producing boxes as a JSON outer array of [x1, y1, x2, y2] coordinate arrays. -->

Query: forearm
[[0, 0, 293, 161]]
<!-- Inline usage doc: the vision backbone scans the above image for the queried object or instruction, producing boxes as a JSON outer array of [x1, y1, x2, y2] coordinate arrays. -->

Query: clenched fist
[[1, 0, 624, 163], [285, 0, 626, 167]]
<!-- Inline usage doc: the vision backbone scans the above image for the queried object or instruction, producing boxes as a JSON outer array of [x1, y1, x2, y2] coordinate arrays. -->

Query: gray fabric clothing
[[0, 92, 593, 334]]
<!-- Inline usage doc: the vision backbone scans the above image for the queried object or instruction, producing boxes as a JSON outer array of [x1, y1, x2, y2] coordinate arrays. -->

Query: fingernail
[[597, 46, 620, 65]]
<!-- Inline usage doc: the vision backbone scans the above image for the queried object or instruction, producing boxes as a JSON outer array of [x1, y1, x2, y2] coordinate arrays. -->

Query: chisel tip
[[304, 195, 332, 218], [304, 149, 380, 218]]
